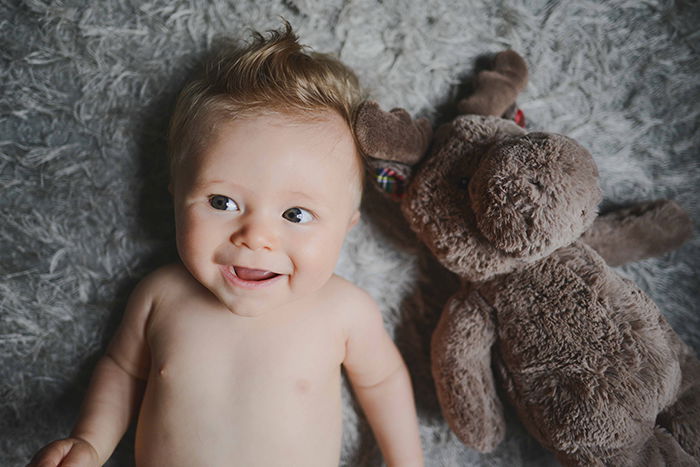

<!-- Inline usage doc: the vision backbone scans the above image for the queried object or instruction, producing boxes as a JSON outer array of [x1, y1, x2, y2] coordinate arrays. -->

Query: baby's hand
[[27, 437, 99, 467]]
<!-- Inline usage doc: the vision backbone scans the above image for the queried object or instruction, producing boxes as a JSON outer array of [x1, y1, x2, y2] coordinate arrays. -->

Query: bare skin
[[29, 112, 423, 467]]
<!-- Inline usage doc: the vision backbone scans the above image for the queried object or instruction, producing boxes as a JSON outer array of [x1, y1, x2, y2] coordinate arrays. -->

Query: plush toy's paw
[[431, 291, 506, 452], [354, 100, 432, 165]]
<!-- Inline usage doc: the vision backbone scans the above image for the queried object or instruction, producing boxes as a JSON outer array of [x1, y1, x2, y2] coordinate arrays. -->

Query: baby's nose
[[230, 217, 278, 251]]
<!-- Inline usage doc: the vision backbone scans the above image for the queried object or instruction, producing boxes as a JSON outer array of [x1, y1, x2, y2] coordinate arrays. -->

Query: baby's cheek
[[293, 231, 345, 284], [176, 213, 216, 268]]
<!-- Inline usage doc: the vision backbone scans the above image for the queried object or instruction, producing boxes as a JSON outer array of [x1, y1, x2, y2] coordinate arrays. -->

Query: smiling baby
[[29, 23, 423, 467]]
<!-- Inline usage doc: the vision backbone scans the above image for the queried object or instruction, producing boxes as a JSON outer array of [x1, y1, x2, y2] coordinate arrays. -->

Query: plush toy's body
[[355, 51, 700, 465], [434, 239, 700, 465]]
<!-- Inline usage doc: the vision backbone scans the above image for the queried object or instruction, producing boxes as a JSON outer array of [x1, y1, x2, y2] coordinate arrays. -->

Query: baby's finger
[[60, 443, 97, 467], [27, 440, 70, 467]]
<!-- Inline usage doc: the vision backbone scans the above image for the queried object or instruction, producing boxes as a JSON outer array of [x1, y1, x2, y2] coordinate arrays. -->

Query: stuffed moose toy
[[354, 50, 700, 465]]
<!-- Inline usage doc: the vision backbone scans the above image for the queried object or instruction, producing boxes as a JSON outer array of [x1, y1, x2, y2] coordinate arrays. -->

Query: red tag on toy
[[514, 108, 526, 128], [376, 167, 405, 200]]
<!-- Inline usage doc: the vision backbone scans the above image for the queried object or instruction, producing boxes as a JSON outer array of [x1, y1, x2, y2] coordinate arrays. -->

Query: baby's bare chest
[[147, 301, 345, 397], [135, 301, 347, 465]]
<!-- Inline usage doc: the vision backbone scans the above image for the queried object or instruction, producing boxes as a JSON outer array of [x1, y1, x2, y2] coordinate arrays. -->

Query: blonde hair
[[168, 22, 366, 182]]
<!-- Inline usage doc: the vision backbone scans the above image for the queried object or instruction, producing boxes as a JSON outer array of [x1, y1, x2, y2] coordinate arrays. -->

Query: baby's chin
[[212, 275, 333, 319], [208, 283, 297, 319], [212, 288, 288, 318]]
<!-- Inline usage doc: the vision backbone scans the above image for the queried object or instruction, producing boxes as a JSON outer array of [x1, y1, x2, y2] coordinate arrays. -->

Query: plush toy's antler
[[354, 101, 433, 165], [353, 50, 528, 166], [457, 50, 528, 118]]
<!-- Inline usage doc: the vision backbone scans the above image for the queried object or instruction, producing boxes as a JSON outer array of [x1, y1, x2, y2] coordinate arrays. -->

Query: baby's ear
[[348, 210, 361, 230]]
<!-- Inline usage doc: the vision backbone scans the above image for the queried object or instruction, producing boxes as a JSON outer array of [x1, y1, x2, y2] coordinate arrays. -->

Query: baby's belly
[[134, 367, 343, 467]]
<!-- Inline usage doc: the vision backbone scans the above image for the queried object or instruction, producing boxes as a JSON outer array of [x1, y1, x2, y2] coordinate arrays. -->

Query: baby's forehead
[[221, 111, 362, 174], [178, 110, 364, 200]]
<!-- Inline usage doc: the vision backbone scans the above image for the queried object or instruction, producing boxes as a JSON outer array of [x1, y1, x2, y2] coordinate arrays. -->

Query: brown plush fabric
[[412, 115, 700, 465], [401, 116, 529, 282], [430, 286, 505, 452], [457, 50, 528, 117], [354, 100, 433, 165], [469, 132, 600, 258], [479, 242, 696, 465], [581, 200, 694, 266], [354, 50, 700, 465]]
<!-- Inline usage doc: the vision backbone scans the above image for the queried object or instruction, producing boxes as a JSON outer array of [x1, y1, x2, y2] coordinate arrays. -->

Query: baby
[[30, 24, 423, 467]]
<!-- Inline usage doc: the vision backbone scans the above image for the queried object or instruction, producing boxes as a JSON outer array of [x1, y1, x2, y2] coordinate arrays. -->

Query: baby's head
[[167, 23, 367, 316], [169, 22, 366, 193]]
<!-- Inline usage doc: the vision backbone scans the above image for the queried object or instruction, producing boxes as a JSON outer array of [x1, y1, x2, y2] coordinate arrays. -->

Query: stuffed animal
[[354, 51, 699, 465]]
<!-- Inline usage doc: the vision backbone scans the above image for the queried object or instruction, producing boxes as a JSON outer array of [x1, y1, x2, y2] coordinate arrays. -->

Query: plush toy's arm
[[581, 200, 693, 266], [431, 287, 505, 452]]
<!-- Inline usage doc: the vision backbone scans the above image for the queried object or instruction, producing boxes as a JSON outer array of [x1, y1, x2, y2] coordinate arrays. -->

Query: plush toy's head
[[400, 115, 601, 281], [355, 50, 601, 282]]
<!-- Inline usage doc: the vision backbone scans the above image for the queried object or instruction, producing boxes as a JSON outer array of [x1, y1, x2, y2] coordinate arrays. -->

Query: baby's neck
[[220, 289, 322, 327]]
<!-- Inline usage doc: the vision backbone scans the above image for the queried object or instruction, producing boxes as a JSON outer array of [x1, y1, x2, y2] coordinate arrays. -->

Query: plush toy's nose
[[470, 133, 601, 259]]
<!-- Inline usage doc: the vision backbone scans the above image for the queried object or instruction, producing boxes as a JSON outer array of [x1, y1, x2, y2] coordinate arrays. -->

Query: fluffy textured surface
[[1, 1, 698, 466]]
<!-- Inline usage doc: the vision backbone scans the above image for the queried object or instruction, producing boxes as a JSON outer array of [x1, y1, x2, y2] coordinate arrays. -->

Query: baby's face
[[172, 111, 361, 317]]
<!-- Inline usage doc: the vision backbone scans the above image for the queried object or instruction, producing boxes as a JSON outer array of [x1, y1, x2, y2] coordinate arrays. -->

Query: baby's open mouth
[[232, 266, 280, 282], [220, 265, 284, 290]]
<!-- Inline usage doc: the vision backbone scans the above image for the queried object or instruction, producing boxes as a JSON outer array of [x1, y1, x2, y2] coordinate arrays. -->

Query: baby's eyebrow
[[190, 179, 326, 204], [286, 190, 316, 202], [191, 179, 233, 190], [202, 179, 228, 186]]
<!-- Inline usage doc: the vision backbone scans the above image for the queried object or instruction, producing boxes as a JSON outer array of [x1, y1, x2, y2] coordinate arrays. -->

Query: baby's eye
[[282, 207, 313, 224], [209, 195, 239, 211]]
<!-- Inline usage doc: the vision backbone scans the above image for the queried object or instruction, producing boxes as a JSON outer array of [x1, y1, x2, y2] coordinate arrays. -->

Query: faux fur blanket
[[1, 1, 698, 465]]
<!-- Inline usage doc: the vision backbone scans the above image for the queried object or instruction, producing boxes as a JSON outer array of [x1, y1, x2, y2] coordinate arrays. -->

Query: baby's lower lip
[[220, 265, 284, 290]]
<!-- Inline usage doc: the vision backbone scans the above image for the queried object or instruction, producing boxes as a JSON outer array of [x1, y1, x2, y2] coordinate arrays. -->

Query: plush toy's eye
[[457, 176, 470, 190], [209, 195, 239, 211]]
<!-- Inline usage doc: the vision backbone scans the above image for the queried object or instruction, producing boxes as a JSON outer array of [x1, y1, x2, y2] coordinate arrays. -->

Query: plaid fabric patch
[[375, 167, 406, 200]]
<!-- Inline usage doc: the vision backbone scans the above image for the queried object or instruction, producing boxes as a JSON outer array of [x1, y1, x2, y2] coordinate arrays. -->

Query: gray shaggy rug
[[1, 1, 699, 466]]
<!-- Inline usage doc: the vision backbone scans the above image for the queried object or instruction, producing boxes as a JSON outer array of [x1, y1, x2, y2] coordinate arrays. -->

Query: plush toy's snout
[[470, 133, 601, 259]]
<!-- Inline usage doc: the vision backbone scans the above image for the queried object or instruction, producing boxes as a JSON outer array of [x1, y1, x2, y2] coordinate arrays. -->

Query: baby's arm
[[343, 291, 423, 467], [29, 273, 155, 466]]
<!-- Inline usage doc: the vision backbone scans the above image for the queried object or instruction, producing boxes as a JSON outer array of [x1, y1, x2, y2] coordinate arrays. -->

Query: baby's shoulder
[[324, 274, 376, 306], [142, 262, 191, 284], [134, 262, 198, 302], [322, 275, 381, 326]]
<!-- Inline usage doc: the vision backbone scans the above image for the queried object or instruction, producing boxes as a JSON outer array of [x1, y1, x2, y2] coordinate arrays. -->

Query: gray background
[[1, 0, 698, 465]]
